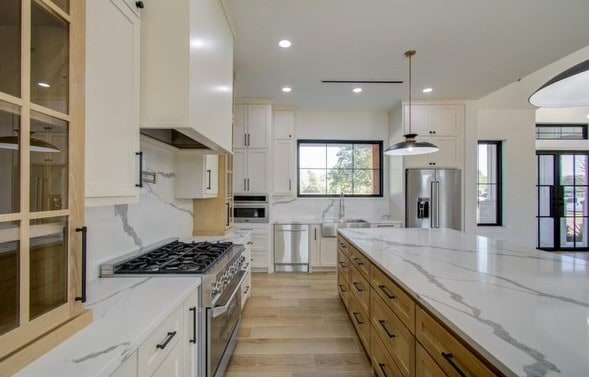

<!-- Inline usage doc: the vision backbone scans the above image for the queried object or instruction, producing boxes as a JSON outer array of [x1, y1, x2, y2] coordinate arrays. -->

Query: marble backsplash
[[85, 138, 193, 280]]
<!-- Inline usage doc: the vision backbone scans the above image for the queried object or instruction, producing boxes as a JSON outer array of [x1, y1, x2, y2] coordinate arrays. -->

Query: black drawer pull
[[378, 363, 391, 377], [189, 308, 197, 344], [379, 285, 396, 300], [378, 319, 396, 338], [75, 226, 88, 303], [352, 312, 364, 325], [156, 331, 177, 350], [339, 262, 347, 268], [442, 352, 467, 377], [135, 151, 143, 188], [352, 282, 364, 292], [338, 284, 347, 292], [352, 257, 363, 266], [244, 286, 250, 294]]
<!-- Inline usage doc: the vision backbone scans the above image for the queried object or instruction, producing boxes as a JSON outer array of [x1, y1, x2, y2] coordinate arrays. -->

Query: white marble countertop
[[339, 227, 589, 377], [273, 218, 402, 225], [185, 229, 252, 244], [15, 277, 201, 377]]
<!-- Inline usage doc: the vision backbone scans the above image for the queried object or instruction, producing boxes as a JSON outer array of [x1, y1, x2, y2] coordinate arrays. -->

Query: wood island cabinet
[[336, 235, 504, 377]]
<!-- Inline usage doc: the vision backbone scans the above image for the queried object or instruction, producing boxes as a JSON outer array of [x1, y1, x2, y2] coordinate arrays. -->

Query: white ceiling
[[224, 0, 589, 111]]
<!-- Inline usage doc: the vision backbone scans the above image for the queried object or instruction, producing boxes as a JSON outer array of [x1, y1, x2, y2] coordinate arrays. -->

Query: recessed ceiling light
[[278, 40, 291, 48], [353, 88, 362, 93], [423, 88, 433, 93], [38, 82, 50, 88], [282, 86, 292, 93]]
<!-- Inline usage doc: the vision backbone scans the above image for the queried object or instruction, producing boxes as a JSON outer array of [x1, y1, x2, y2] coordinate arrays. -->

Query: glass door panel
[[31, 1, 69, 114], [0, 102, 21, 214], [29, 111, 68, 212], [0, 221, 20, 335], [0, 0, 21, 97], [49, 0, 69, 14], [29, 216, 68, 320]]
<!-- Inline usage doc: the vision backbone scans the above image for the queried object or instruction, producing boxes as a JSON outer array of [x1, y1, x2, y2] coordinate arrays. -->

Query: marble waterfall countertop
[[339, 227, 589, 377], [15, 277, 201, 377], [186, 229, 252, 244]]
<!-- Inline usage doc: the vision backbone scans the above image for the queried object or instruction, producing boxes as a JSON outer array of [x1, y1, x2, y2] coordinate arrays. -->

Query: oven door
[[206, 270, 246, 377]]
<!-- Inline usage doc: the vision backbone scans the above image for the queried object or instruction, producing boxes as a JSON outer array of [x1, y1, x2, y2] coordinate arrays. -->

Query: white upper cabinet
[[404, 137, 462, 169], [233, 149, 269, 194], [404, 104, 464, 137], [175, 151, 219, 199], [273, 140, 296, 194], [233, 104, 271, 149], [85, 0, 141, 206], [140, 0, 234, 154], [273, 110, 295, 140]]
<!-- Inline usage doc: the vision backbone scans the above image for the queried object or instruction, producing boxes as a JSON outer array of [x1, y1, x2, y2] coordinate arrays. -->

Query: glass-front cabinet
[[0, 0, 88, 374]]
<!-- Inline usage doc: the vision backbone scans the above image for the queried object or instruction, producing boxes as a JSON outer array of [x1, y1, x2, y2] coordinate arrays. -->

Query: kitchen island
[[338, 227, 589, 377]]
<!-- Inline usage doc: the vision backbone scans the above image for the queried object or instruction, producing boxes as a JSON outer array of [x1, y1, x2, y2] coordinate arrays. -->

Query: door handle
[[75, 226, 88, 303], [430, 181, 436, 228], [441, 352, 468, 377], [244, 178, 246, 191], [352, 312, 364, 325], [247, 178, 250, 191], [156, 331, 177, 350], [244, 134, 247, 146], [189, 307, 197, 344], [314, 228, 317, 240], [436, 181, 441, 228], [247, 133, 251, 146], [378, 319, 396, 338], [288, 179, 292, 192], [135, 151, 143, 188], [206, 169, 211, 190]]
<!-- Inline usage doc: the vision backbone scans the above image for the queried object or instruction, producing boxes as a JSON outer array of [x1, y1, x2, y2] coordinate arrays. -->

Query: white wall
[[272, 110, 390, 221], [85, 138, 193, 280]]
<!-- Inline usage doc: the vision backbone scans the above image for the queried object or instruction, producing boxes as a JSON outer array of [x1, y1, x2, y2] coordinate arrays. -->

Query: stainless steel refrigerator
[[405, 169, 462, 230]]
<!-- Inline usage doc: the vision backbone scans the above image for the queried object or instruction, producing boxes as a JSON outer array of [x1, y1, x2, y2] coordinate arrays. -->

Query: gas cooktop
[[114, 240, 234, 274]]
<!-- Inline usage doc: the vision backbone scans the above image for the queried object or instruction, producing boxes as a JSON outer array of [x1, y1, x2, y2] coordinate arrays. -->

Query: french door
[[537, 152, 589, 250]]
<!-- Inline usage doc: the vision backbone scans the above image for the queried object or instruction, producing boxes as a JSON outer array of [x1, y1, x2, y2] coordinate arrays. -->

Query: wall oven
[[234, 195, 269, 223]]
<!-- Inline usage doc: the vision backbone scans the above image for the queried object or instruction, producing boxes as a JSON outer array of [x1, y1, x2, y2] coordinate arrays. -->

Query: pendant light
[[529, 59, 589, 108], [384, 50, 439, 156], [0, 135, 60, 153]]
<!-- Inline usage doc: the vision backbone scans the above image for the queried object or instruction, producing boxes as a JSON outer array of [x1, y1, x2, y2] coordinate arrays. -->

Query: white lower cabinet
[[309, 225, 321, 268], [237, 224, 271, 271], [319, 237, 337, 267], [241, 238, 252, 309], [110, 352, 137, 377], [111, 287, 198, 377]]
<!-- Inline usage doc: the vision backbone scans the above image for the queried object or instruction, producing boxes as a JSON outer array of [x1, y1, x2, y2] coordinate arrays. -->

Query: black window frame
[[535, 124, 588, 140], [296, 139, 384, 198], [477, 140, 503, 226]]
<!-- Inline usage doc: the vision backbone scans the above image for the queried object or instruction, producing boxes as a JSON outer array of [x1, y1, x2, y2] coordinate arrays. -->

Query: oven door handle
[[211, 270, 247, 318]]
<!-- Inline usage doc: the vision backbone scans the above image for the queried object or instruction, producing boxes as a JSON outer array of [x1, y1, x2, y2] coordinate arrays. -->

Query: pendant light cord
[[405, 50, 416, 136]]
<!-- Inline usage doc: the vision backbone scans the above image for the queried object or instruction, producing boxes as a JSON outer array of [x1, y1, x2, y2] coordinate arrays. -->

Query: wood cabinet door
[[85, 0, 140, 204], [247, 150, 269, 193], [246, 105, 271, 148]]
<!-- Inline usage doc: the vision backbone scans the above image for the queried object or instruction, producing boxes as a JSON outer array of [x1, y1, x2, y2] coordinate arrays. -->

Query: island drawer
[[371, 327, 405, 377], [350, 245, 371, 281], [349, 295, 371, 353], [337, 248, 351, 282], [372, 265, 415, 333], [337, 235, 351, 257], [350, 265, 371, 315], [138, 303, 183, 377], [416, 307, 496, 377], [337, 270, 350, 310], [371, 291, 415, 377], [416, 343, 446, 377]]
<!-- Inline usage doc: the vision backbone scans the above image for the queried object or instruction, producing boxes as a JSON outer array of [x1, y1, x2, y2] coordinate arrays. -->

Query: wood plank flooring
[[226, 272, 373, 377]]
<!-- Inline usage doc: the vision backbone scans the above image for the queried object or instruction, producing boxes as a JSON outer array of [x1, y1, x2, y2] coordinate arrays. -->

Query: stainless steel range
[[101, 239, 247, 377]]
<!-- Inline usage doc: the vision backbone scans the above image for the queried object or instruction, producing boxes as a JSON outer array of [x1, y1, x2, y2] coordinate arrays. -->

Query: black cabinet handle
[[75, 226, 87, 303], [226, 202, 230, 226], [339, 262, 347, 269], [338, 284, 347, 292], [135, 151, 143, 188], [352, 282, 364, 292], [156, 331, 177, 350], [244, 286, 250, 294], [314, 228, 317, 241], [206, 169, 212, 190], [352, 257, 363, 266], [189, 308, 197, 344], [378, 363, 391, 377], [378, 285, 396, 300], [244, 134, 247, 146], [442, 352, 467, 377], [135, 1, 144, 9], [378, 319, 396, 338], [352, 312, 363, 325]]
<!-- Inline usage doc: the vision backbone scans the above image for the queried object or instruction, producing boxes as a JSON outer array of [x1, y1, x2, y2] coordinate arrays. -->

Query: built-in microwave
[[234, 195, 269, 223]]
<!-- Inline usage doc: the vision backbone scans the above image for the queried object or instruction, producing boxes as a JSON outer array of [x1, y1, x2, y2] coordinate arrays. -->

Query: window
[[297, 140, 383, 197], [477, 141, 502, 225], [536, 124, 587, 140]]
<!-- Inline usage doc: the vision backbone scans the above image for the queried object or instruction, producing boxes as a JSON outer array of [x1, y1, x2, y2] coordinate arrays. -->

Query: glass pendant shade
[[384, 133, 439, 156], [529, 59, 589, 108], [0, 136, 60, 153]]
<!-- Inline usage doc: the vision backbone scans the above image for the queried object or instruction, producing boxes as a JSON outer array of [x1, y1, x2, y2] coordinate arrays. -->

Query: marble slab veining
[[186, 229, 252, 244], [339, 227, 589, 377], [15, 277, 201, 377]]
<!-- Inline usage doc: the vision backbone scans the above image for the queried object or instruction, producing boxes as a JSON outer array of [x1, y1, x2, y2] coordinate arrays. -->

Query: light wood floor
[[226, 272, 373, 377]]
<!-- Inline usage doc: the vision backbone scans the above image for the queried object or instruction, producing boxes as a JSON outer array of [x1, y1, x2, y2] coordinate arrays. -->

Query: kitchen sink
[[321, 219, 370, 238]]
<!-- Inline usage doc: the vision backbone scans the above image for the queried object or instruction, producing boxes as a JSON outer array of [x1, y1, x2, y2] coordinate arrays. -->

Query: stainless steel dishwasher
[[274, 224, 310, 272]]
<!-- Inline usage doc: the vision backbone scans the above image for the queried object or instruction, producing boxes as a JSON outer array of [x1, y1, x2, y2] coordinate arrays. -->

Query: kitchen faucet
[[339, 192, 345, 220]]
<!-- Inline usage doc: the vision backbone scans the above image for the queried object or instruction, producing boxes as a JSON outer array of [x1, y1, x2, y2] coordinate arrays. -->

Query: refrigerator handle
[[436, 181, 441, 228], [430, 181, 436, 228]]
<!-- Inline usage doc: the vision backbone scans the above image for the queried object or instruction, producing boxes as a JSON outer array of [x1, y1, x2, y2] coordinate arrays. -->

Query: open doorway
[[537, 152, 589, 250]]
